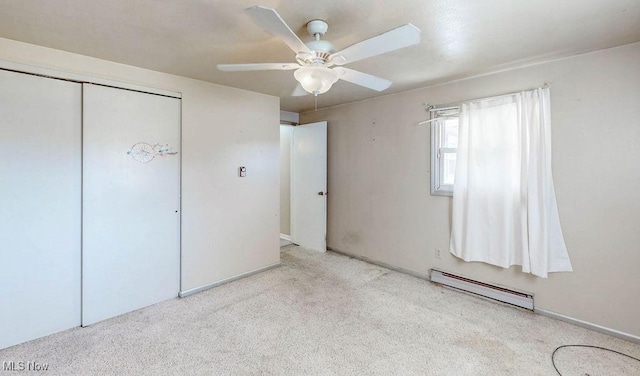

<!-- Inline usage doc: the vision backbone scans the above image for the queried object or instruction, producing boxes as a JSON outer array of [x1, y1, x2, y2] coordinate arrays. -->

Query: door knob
[[318, 191, 327, 196]]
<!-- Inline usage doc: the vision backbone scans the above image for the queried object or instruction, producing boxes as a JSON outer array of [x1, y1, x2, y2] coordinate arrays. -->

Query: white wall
[[0, 37, 281, 293], [301, 42, 640, 337], [280, 125, 292, 235]]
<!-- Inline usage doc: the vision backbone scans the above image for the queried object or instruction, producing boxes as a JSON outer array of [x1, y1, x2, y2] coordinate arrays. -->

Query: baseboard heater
[[430, 269, 534, 310]]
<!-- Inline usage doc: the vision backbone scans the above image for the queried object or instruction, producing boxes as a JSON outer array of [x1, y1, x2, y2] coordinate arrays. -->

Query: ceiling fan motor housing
[[298, 19, 335, 66], [298, 41, 334, 66]]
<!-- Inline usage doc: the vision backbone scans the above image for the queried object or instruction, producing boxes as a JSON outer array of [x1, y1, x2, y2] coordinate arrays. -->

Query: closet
[[0, 69, 181, 349]]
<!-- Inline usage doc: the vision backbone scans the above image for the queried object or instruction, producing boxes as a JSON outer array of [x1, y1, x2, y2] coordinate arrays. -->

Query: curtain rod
[[418, 82, 552, 125], [428, 106, 459, 112]]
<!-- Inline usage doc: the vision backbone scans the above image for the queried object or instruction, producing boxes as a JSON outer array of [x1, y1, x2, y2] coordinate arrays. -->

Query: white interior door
[[291, 121, 327, 252], [82, 84, 180, 326], [0, 70, 81, 349]]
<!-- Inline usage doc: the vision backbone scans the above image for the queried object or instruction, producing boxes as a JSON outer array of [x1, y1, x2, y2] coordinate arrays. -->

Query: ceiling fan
[[217, 6, 421, 96]]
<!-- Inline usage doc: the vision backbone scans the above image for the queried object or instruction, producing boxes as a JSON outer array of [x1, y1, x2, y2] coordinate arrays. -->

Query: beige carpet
[[1, 246, 639, 375]]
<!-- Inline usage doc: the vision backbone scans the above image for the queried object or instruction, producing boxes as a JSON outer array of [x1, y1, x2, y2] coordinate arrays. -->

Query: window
[[430, 109, 459, 196]]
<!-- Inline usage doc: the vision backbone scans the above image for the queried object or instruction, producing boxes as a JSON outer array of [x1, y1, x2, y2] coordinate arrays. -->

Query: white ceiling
[[1, 0, 639, 113]]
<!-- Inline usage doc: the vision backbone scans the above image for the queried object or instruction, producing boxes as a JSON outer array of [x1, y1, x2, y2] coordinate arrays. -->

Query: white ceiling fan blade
[[334, 67, 392, 91], [330, 24, 421, 65], [291, 83, 309, 96], [246, 6, 311, 54], [217, 63, 301, 72]]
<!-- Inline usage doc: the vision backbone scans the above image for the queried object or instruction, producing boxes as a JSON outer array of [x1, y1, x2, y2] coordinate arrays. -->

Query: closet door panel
[[82, 84, 180, 326], [0, 70, 81, 349]]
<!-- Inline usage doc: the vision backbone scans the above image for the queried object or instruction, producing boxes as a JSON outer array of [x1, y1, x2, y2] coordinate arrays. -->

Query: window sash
[[431, 116, 458, 196], [439, 147, 457, 187]]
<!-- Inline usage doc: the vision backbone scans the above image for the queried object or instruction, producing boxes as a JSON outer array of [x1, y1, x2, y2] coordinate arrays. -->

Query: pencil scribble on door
[[127, 142, 178, 163]]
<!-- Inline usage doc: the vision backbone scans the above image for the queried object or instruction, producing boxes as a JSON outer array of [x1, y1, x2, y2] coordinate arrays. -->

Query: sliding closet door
[[0, 70, 81, 349], [82, 84, 180, 326]]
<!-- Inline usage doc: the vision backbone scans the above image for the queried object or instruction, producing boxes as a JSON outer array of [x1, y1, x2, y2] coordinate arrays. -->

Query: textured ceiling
[[1, 0, 639, 112]]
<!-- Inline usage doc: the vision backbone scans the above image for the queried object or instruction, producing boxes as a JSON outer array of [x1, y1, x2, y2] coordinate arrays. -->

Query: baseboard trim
[[329, 246, 640, 344], [535, 308, 640, 344], [178, 262, 282, 298], [327, 246, 431, 281], [280, 234, 292, 241]]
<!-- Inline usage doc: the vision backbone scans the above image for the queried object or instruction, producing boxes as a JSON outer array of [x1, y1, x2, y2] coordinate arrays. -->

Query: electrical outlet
[[435, 248, 441, 259]]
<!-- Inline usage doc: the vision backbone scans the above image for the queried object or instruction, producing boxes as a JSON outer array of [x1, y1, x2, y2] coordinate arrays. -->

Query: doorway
[[280, 124, 293, 247]]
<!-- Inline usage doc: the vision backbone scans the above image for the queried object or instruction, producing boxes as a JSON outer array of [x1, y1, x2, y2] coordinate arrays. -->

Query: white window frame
[[430, 107, 459, 196]]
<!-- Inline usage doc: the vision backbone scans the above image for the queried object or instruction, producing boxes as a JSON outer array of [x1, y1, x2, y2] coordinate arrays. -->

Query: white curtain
[[449, 87, 572, 278]]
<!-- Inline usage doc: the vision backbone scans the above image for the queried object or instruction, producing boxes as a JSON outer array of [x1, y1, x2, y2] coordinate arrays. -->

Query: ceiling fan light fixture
[[294, 66, 339, 95]]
